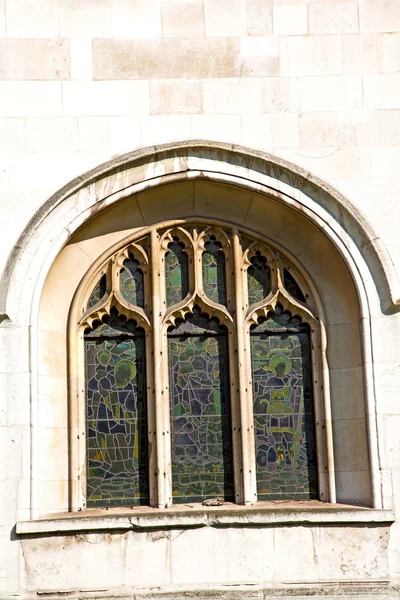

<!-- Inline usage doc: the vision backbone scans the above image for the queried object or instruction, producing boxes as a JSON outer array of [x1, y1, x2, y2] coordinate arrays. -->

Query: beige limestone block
[[93, 38, 238, 80], [0, 426, 23, 479], [333, 418, 370, 472], [38, 480, 69, 515], [280, 35, 342, 77], [383, 415, 400, 468], [78, 116, 110, 153], [150, 80, 203, 114], [329, 367, 365, 420], [371, 147, 400, 178], [364, 73, 400, 109], [112, 0, 162, 39], [70, 39, 93, 80], [273, 3, 307, 35], [191, 113, 241, 143], [240, 35, 279, 58], [62, 80, 150, 116], [274, 528, 315, 581], [261, 76, 300, 112], [382, 32, 400, 72], [26, 117, 79, 153], [162, 2, 204, 37], [38, 376, 68, 430], [204, 0, 246, 37], [241, 113, 273, 150], [236, 55, 280, 77], [141, 114, 191, 145], [374, 363, 400, 415], [343, 33, 385, 75], [59, 0, 112, 37], [246, 0, 273, 36], [335, 470, 372, 505], [298, 112, 355, 147], [0, 81, 62, 116], [0, 0, 4, 36], [0, 39, 70, 80], [137, 180, 195, 223], [271, 112, 299, 147], [39, 427, 68, 480], [300, 75, 363, 111], [360, 0, 400, 33], [0, 118, 25, 152], [203, 78, 261, 114], [6, 0, 58, 37], [194, 180, 254, 224], [109, 116, 141, 155], [308, 0, 359, 34], [0, 534, 19, 594]]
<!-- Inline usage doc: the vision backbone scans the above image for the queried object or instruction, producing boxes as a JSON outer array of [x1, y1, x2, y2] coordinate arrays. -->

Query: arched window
[[76, 223, 322, 508]]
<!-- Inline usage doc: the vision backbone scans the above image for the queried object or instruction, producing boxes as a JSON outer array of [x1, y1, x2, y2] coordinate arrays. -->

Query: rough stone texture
[[0, 39, 70, 80]]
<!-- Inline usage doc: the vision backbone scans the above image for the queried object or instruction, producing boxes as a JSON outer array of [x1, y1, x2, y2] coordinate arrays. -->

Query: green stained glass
[[165, 238, 189, 308], [202, 236, 226, 305], [284, 268, 306, 303], [247, 252, 271, 305], [85, 311, 149, 507], [87, 274, 106, 310], [120, 256, 144, 308], [251, 311, 317, 500], [168, 310, 233, 503]]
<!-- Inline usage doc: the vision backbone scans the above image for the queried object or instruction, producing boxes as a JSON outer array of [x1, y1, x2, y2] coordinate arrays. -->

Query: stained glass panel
[[247, 252, 271, 305], [202, 236, 226, 305], [87, 274, 106, 310], [251, 313, 317, 500], [120, 257, 144, 308], [284, 268, 306, 303], [168, 312, 233, 503], [165, 238, 189, 308], [85, 313, 149, 506]]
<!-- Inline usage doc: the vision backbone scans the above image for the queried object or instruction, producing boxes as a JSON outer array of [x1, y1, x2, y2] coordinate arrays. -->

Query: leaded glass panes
[[247, 252, 271, 305], [284, 268, 306, 303], [87, 274, 106, 310], [120, 256, 144, 308], [165, 238, 189, 308], [85, 311, 149, 506], [202, 236, 227, 305], [251, 311, 318, 500], [168, 311, 234, 503]]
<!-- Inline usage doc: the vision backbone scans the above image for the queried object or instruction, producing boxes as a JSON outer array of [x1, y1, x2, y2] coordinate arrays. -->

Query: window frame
[[68, 219, 334, 512]]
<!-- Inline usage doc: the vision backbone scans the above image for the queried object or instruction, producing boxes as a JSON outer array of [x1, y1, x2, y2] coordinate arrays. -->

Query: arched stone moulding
[[0, 140, 391, 517]]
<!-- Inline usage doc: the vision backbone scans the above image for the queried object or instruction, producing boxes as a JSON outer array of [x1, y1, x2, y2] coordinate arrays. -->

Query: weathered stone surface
[[162, 2, 204, 38], [0, 39, 70, 80]]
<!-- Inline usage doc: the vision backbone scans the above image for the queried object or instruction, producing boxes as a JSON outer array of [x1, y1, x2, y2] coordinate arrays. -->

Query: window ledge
[[16, 502, 395, 536]]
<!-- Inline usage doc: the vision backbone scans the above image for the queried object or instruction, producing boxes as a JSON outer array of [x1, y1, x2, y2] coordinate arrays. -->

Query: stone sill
[[16, 501, 395, 536]]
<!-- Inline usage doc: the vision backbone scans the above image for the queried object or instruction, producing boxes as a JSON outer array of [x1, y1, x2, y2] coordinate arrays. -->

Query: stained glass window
[[250, 309, 318, 500], [85, 310, 149, 506], [87, 274, 106, 310], [284, 268, 306, 303], [165, 237, 189, 308], [168, 310, 234, 503], [202, 236, 226, 305], [247, 252, 271, 305], [120, 255, 144, 308]]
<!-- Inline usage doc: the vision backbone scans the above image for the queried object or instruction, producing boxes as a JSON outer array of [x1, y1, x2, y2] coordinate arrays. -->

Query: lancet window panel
[[73, 222, 328, 510]]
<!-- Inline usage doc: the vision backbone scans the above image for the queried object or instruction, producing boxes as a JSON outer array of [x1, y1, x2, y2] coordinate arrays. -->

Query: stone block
[[371, 147, 400, 178], [308, 0, 359, 34], [0, 82, 62, 116], [204, 0, 246, 37], [0, 372, 30, 426], [329, 367, 365, 420], [300, 75, 363, 111], [298, 112, 355, 147], [273, 3, 307, 35], [240, 35, 279, 58], [0, 326, 29, 375], [274, 527, 315, 580], [0, 0, 4, 36], [203, 78, 261, 114], [38, 480, 69, 515], [332, 417, 370, 472], [335, 470, 372, 505], [194, 180, 254, 224], [39, 427, 68, 480], [0, 426, 23, 480], [109, 116, 141, 156], [342, 33, 383, 75], [280, 35, 342, 77], [271, 112, 299, 147], [151, 80, 203, 114], [162, 2, 204, 37], [246, 0, 273, 36], [261, 76, 300, 112], [191, 114, 241, 143], [0, 118, 25, 152], [235, 55, 280, 77], [327, 322, 363, 370], [360, 0, 400, 33], [383, 415, 400, 468], [26, 117, 79, 153], [59, 0, 112, 37], [70, 39, 93, 80], [0, 535, 19, 594], [6, 0, 58, 37], [364, 74, 400, 109], [374, 363, 400, 415], [141, 115, 191, 146], [38, 375, 68, 429], [93, 38, 238, 80], [63, 81, 150, 116], [382, 32, 400, 72], [0, 39, 70, 80], [241, 113, 273, 151], [78, 116, 110, 153], [112, 0, 162, 39]]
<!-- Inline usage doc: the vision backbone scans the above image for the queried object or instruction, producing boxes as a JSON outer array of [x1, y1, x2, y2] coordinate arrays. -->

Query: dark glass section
[[202, 236, 226, 305], [165, 237, 189, 308], [247, 252, 271, 305], [85, 311, 149, 506], [168, 310, 233, 503], [284, 268, 306, 303], [87, 274, 106, 310], [251, 311, 318, 500], [120, 255, 144, 308]]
